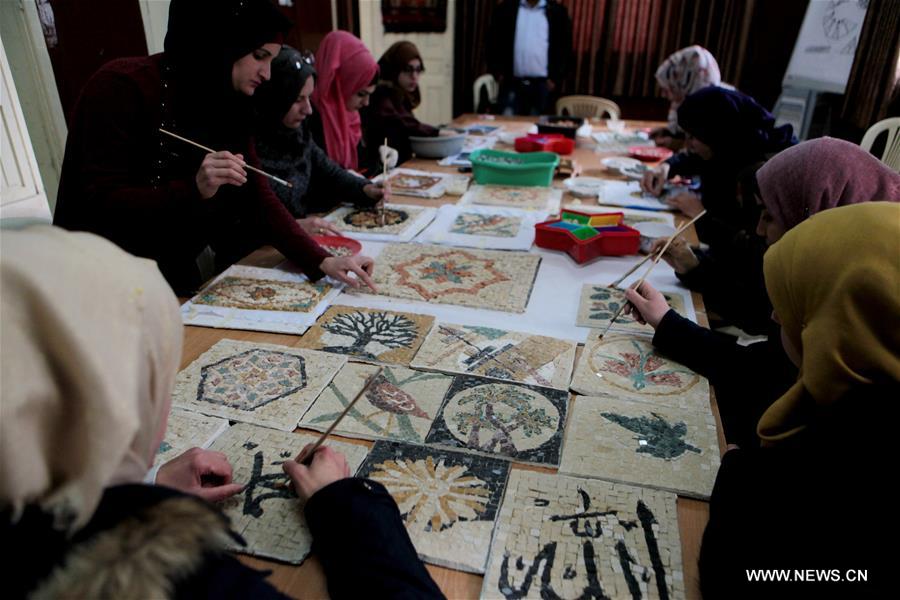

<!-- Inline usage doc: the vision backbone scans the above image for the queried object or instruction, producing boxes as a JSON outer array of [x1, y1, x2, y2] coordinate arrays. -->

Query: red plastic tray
[[312, 234, 362, 257], [628, 146, 673, 162], [514, 133, 575, 155], [534, 210, 639, 263]]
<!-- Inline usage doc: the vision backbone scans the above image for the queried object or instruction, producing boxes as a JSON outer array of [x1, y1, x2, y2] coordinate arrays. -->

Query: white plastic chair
[[860, 117, 900, 172], [555, 95, 621, 119], [473, 74, 499, 113]]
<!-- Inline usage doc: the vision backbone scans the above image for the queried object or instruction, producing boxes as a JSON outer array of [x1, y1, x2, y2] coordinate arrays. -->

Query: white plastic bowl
[[409, 134, 465, 158]]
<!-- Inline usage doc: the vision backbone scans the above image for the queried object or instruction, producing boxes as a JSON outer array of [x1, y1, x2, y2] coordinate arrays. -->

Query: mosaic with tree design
[[425, 376, 568, 466], [356, 441, 510, 573]]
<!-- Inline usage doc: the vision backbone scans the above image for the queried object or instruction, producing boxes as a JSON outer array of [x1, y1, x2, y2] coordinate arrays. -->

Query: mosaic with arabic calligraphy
[[192, 276, 332, 312], [209, 423, 368, 563], [576, 285, 687, 334], [482, 470, 684, 599], [363, 243, 541, 313], [560, 395, 719, 498], [356, 440, 511, 573], [172, 339, 345, 431], [299, 363, 452, 444], [569, 334, 709, 412], [425, 375, 568, 466], [410, 323, 576, 390]]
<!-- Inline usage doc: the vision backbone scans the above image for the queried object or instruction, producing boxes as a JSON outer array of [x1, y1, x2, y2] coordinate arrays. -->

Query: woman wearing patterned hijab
[[699, 203, 899, 598], [255, 45, 385, 232], [1, 225, 442, 598], [650, 45, 724, 148]]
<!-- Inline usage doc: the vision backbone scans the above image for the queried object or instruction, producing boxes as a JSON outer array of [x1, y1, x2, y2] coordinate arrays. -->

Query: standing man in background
[[488, 0, 573, 115]]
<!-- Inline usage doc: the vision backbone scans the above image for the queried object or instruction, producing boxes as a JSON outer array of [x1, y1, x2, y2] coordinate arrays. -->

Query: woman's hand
[[195, 151, 247, 199], [320, 254, 377, 291], [640, 163, 670, 197], [298, 216, 342, 237], [362, 183, 387, 206], [666, 191, 704, 218], [156, 448, 244, 502], [648, 237, 699, 274], [623, 281, 671, 329], [282, 444, 350, 502]]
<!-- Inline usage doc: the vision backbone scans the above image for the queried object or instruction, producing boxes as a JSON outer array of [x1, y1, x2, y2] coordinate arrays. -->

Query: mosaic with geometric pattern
[[172, 339, 345, 431], [576, 285, 687, 334], [209, 422, 369, 563], [362, 243, 541, 313], [297, 305, 434, 365], [356, 440, 511, 573], [466, 184, 561, 210], [299, 363, 452, 444], [325, 204, 426, 235], [569, 333, 710, 413], [192, 276, 332, 312], [411, 323, 576, 391], [154, 408, 229, 467], [482, 470, 685, 599], [450, 212, 521, 237], [559, 395, 720, 498], [425, 375, 569, 466]]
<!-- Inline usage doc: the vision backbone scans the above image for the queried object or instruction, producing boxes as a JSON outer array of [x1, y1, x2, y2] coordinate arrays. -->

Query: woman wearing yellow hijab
[[698, 202, 899, 597]]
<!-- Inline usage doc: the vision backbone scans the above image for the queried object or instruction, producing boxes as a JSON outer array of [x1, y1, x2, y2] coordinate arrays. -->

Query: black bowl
[[536, 115, 585, 139]]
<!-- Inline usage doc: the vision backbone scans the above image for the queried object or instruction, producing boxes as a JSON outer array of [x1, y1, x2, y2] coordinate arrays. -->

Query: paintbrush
[[295, 367, 383, 466], [159, 128, 293, 188], [599, 210, 707, 338], [608, 210, 706, 289]]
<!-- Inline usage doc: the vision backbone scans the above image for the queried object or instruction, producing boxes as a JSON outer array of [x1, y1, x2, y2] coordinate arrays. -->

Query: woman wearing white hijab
[[0, 226, 441, 598]]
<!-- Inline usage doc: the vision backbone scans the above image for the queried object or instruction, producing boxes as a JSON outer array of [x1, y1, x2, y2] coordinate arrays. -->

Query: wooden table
[[181, 116, 722, 599]]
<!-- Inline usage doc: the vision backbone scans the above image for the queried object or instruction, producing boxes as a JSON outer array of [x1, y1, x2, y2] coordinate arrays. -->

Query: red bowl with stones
[[313, 235, 362, 257]]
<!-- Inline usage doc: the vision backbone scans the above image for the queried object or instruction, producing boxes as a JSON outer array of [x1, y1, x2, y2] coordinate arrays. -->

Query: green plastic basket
[[469, 149, 560, 187]]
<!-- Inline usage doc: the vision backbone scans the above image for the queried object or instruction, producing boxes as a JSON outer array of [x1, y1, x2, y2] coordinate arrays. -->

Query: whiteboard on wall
[[783, 0, 869, 94]]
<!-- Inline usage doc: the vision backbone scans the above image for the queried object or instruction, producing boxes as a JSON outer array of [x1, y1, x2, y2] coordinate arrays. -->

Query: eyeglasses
[[400, 65, 425, 75]]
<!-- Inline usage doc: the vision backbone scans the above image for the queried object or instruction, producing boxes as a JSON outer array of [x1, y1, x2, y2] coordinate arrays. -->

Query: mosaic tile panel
[[576, 285, 687, 334], [483, 470, 685, 599], [154, 409, 229, 467], [425, 376, 569, 466], [410, 323, 576, 391], [209, 423, 369, 563], [465, 184, 561, 210], [325, 204, 426, 235], [192, 276, 332, 312], [387, 172, 444, 192], [172, 339, 346, 431], [355, 440, 511, 573], [363, 243, 541, 313], [620, 212, 672, 228], [560, 396, 720, 498], [296, 305, 434, 365], [299, 363, 452, 444], [450, 212, 521, 237], [570, 333, 710, 413]]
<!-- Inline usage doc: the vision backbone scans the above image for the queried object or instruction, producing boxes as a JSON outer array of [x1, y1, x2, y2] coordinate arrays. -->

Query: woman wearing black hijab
[[254, 45, 385, 234], [53, 0, 375, 295]]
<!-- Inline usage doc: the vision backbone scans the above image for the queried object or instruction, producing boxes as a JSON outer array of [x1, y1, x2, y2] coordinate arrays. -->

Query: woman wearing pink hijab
[[308, 31, 379, 172]]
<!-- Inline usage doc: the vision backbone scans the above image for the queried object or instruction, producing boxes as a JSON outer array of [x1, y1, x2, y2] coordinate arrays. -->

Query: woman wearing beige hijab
[[1, 226, 441, 598], [696, 203, 899, 597]]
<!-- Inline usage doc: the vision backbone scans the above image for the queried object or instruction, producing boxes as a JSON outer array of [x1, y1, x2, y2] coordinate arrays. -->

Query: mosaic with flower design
[[193, 276, 332, 312], [449, 212, 521, 238], [363, 243, 541, 313], [569, 334, 709, 412], [356, 440, 510, 573], [576, 285, 686, 333]]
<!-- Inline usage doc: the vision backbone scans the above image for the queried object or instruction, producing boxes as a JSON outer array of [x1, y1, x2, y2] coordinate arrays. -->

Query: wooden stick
[[608, 210, 705, 289], [296, 367, 383, 466], [380, 137, 389, 226], [159, 128, 293, 188], [599, 210, 707, 338]]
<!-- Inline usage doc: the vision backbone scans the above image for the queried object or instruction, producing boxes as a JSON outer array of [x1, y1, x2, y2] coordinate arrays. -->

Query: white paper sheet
[[181, 265, 342, 334], [594, 180, 674, 211], [416, 204, 548, 250]]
